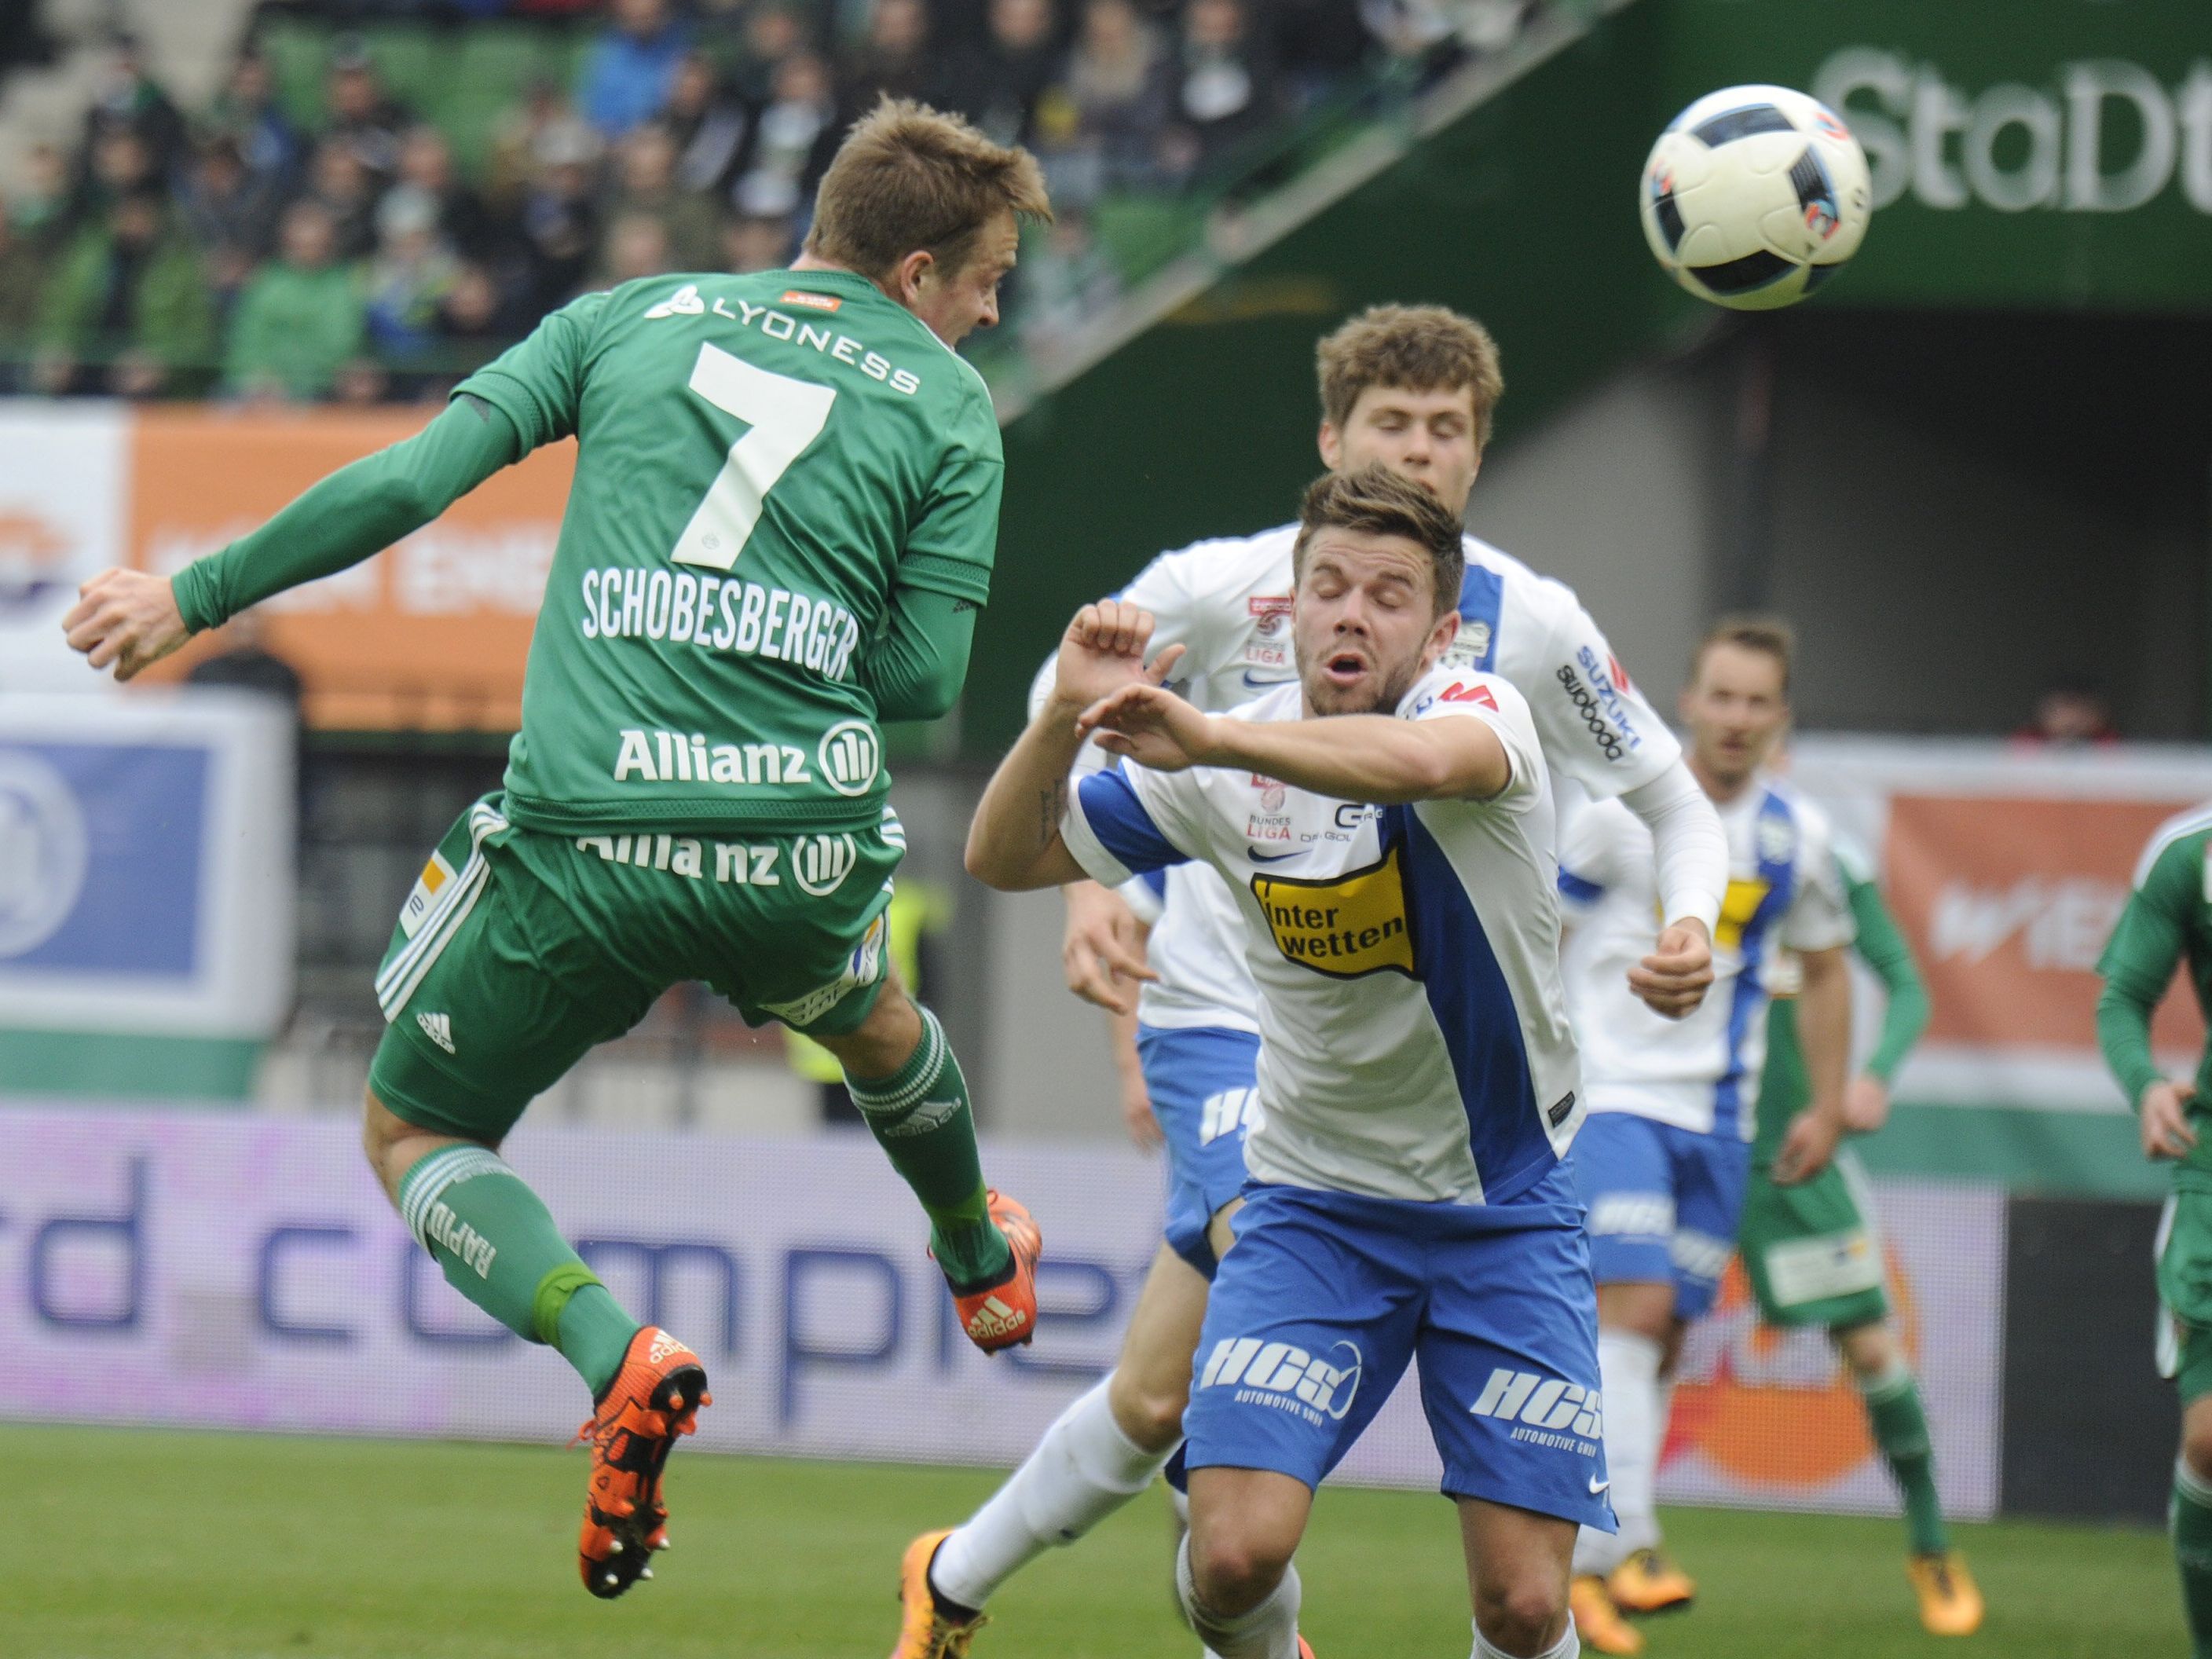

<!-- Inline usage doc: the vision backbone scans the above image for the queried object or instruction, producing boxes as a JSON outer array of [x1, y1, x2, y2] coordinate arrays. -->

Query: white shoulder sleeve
[[1618, 761, 1727, 932]]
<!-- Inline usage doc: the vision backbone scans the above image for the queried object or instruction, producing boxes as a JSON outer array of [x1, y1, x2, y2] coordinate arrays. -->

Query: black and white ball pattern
[[1640, 84, 1873, 312]]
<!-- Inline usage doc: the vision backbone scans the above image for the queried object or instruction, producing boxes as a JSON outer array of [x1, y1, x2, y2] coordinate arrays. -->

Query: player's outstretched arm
[[63, 395, 521, 682], [1774, 942, 1853, 1184], [1085, 691, 1510, 804], [1840, 870, 1931, 1133], [966, 601, 1185, 891]]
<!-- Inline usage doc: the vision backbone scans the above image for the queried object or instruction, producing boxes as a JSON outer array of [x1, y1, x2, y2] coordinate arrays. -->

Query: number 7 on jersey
[[672, 341, 837, 572]]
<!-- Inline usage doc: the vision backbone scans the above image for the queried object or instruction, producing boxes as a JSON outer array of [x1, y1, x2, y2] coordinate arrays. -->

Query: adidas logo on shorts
[[416, 1011, 456, 1054]]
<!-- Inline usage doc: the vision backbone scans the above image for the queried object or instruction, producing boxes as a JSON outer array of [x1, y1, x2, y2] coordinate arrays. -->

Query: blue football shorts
[[1569, 1110, 1752, 1321], [1182, 1163, 1614, 1531], [1136, 1023, 1262, 1279]]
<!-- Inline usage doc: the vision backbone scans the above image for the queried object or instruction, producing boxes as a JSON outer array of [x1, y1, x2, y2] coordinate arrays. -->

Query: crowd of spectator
[[0, 0, 1547, 401]]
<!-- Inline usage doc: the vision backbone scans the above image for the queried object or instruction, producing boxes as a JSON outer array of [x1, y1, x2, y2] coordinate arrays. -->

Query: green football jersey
[[1754, 840, 1929, 1165], [2098, 807, 2212, 1188], [457, 268, 1003, 835]]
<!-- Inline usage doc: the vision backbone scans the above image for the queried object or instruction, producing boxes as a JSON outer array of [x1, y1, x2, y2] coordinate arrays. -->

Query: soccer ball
[[1639, 85, 1872, 311]]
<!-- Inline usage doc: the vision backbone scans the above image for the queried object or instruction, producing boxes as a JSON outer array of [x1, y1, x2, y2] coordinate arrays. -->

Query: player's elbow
[[962, 820, 1033, 892]]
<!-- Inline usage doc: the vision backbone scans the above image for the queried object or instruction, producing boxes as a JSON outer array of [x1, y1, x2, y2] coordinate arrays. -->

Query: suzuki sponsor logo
[[1199, 1336, 1363, 1425], [1468, 1368, 1603, 1451], [1556, 665, 1627, 763], [1817, 48, 2212, 218]]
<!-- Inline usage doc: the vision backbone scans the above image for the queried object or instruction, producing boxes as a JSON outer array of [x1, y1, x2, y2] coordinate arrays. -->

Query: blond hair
[[1315, 304, 1505, 445], [806, 97, 1051, 284], [1294, 464, 1467, 618]]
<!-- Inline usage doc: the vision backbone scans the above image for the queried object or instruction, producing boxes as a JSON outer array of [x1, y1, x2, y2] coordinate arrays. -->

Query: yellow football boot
[[1907, 1550, 1984, 1637]]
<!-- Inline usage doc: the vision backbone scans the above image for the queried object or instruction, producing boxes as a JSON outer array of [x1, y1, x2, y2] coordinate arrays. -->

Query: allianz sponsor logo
[[613, 720, 880, 798], [1928, 876, 2122, 972], [1818, 48, 2212, 218], [1468, 1368, 1602, 1452], [1198, 1337, 1362, 1426], [580, 566, 862, 683], [576, 828, 859, 896], [423, 1200, 496, 1280]]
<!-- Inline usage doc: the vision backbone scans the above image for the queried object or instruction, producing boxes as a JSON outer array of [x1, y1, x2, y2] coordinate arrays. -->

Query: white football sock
[[929, 1377, 1172, 1610], [1571, 1328, 1662, 1577], [1176, 1531, 1302, 1659], [1473, 1615, 1580, 1659]]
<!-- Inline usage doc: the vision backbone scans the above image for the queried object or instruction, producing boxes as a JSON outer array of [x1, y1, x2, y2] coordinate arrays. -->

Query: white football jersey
[[1556, 778, 1854, 1141], [1061, 668, 1582, 1205], [1032, 524, 1683, 1036]]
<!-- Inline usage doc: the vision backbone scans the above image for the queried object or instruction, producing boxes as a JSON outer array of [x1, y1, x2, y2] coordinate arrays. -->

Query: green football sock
[[1858, 1356, 1949, 1556], [2175, 1458, 2212, 1658], [844, 1005, 1011, 1290], [397, 1145, 639, 1397]]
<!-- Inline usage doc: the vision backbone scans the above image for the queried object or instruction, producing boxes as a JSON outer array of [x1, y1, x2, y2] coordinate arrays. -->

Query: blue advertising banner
[[0, 692, 295, 1095]]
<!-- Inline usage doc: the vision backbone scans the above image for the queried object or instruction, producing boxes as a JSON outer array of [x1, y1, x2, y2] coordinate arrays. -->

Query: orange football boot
[[1907, 1550, 1984, 1636], [1569, 1575, 1646, 1656], [1609, 1547, 1696, 1614], [945, 1190, 1042, 1353], [576, 1326, 709, 1599], [890, 1529, 987, 1658]]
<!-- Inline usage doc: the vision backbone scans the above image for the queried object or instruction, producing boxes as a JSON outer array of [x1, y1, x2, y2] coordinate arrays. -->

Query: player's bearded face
[[1319, 386, 1481, 519], [1292, 532, 1457, 716], [1680, 642, 1789, 787]]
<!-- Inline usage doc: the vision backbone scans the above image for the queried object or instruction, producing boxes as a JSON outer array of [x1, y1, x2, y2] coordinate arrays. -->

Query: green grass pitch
[[9, 1423, 2179, 1657]]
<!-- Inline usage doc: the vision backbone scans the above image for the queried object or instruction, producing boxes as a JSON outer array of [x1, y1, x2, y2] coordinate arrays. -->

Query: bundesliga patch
[[780, 289, 842, 313], [1251, 848, 1414, 980], [398, 851, 457, 940]]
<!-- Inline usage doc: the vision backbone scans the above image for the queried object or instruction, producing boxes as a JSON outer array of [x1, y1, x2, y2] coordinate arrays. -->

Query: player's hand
[[1061, 881, 1155, 1014], [1840, 1075, 1892, 1136], [1627, 916, 1714, 1020], [1120, 1068, 1163, 1152], [62, 568, 191, 682], [1079, 683, 1218, 772], [1053, 601, 1185, 715], [2142, 1080, 2199, 1162], [1773, 1104, 1844, 1185]]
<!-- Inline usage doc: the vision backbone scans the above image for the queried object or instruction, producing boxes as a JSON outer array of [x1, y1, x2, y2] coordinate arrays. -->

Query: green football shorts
[[1739, 1148, 1891, 1331], [368, 793, 903, 1141], [2157, 1192, 2212, 1404]]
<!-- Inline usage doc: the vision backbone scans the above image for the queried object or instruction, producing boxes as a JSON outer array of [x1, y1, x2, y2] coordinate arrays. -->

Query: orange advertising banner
[[1884, 793, 2207, 1057], [1789, 739, 2212, 1110], [126, 407, 573, 731]]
